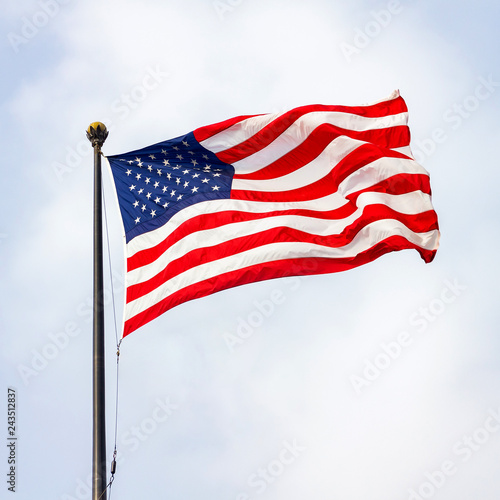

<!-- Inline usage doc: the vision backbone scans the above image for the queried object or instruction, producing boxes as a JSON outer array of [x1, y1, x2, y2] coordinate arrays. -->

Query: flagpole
[[87, 122, 109, 500]]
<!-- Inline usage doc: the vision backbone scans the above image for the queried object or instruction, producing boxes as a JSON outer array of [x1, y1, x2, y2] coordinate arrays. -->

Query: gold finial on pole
[[86, 122, 109, 149]]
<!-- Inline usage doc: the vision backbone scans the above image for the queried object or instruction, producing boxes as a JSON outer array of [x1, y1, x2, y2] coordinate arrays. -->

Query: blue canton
[[107, 131, 234, 242]]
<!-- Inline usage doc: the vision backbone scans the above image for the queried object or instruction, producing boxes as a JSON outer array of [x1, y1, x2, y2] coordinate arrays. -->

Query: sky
[[1, 0, 500, 499]]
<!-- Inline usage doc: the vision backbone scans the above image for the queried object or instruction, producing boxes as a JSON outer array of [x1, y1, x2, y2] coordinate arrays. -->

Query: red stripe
[[123, 233, 434, 337], [126, 205, 438, 303], [193, 114, 263, 142], [127, 203, 356, 272], [224, 124, 409, 166], [231, 144, 413, 203], [218, 117, 409, 165], [233, 123, 410, 181], [195, 97, 408, 146], [127, 171, 431, 273]]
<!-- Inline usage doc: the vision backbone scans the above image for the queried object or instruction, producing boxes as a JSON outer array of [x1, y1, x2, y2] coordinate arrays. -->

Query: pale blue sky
[[1, 1, 500, 499]]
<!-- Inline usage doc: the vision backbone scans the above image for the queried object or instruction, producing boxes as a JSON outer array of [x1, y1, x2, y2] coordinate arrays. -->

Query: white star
[[150, 210, 156, 217], [212, 185, 220, 191], [157, 169, 162, 176], [183, 181, 189, 188], [173, 146, 179, 151], [145, 177, 151, 184], [177, 194, 183, 201], [166, 173, 172, 180], [188, 151, 195, 155], [136, 173, 142, 180], [192, 173, 200, 179], [202, 154, 209, 160], [137, 162, 143, 167], [149, 154, 156, 159], [154, 197, 161, 204], [135, 157, 141, 163], [191, 159, 198, 166], [138, 188, 144, 194], [154, 181, 160, 188], [182, 169, 190, 175], [213, 173, 221, 177], [126, 169, 132, 176], [163, 159, 170, 166], [176, 154, 183, 160], [146, 192, 152, 199], [205, 164, 211, 169], [182, 140, 189, 147], [133, 200, 139, 207], [135, 217, 141, 224], [170, 190, 176, 197], [163, 202, 169, 208], [191, 186, 199, 193], [129, 184, 136, 191], [161, 149, 167, 155], [128, 160, 134, 164], [201, 178, 209, 184], [162, 186, 168, 193], [147, 165, 153, 172], [141, 204, 147, 212], [175, 178, 181, 185], [173, 165, 180, 170]]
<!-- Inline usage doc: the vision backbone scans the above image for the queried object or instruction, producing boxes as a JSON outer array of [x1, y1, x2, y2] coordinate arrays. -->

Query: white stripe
[[393, 146, 413, 157], [125, 220, 439, 321], [232, 141, 422, 194], [339, 157, 428, 197], [229, 111, 409, 174], [200, 112, 282, 153], [202, 109, 409, 163], [127, 193, 346, 256], [127, 191, 435, 290], [127, 152, 429, 258], [200, 90, 402, 155], [231, 136, 361, 191]]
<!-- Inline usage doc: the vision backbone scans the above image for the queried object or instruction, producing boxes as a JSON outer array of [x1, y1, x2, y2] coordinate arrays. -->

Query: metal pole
[[87, 122, 109, 500]]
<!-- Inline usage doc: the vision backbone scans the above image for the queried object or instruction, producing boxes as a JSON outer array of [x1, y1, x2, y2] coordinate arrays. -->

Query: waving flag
[[107, 91, 439, 337]]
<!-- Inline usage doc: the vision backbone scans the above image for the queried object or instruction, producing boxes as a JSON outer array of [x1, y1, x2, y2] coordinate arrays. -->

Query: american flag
[[107, 91, 439, 337]]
